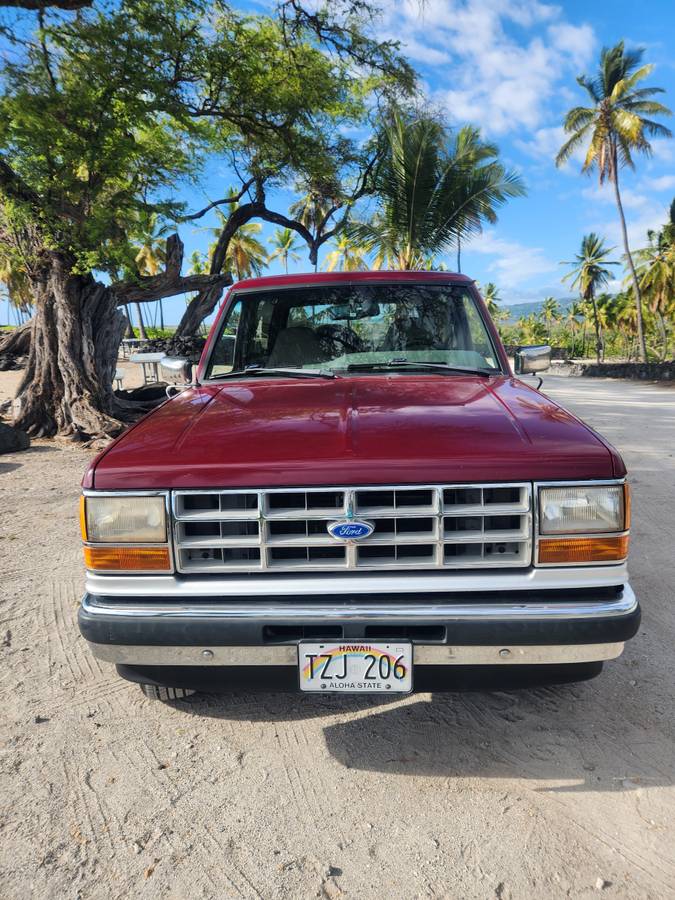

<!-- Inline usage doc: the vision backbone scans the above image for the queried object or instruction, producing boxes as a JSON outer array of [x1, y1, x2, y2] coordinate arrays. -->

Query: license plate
[[298, 641, 412, 693]]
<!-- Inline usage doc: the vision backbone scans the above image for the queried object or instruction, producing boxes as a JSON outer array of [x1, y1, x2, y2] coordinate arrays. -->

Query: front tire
[[139, 684, 196, 702]]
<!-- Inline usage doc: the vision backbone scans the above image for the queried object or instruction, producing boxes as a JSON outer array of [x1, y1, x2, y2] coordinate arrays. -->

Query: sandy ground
[[1, 373, 674, 899]]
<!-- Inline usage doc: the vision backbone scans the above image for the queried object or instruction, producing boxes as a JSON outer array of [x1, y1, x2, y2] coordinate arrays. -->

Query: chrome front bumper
[[80, 583, 639, 668], [87, 641, 626, 666]]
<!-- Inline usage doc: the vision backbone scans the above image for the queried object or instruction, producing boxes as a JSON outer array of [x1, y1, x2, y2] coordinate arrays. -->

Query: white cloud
[[650, 139, 674, 162], [581, 184, 650, 211], [642, 174, 675, 192], [515, 124, 577, 164], [464, 230, 559, 291], [394, 35, 452, 67], [587, 205, 666, 250], [547, 22, 595, 67], [379, 1, 597, 137]]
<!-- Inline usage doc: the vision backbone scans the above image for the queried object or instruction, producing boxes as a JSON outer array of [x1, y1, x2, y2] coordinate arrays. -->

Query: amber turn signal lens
[[83, 546, 171, 571], [538, 535, 629, 564], [79, 495, 88, 541], [624, 483, 631, 531]]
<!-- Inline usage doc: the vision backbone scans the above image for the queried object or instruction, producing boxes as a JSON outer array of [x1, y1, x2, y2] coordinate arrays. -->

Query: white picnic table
[[120, 337, 145, 359], [129, 351, 165, 384]]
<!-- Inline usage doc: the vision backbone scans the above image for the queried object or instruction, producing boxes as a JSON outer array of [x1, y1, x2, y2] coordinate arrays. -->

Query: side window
[[209, 299, 242, 375], [463, 296, 498, 367], [253, 298, 276, 355]]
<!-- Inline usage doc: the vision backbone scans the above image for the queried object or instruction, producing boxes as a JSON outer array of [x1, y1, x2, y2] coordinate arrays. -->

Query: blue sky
[[388, 0, 675, 304], [178, 0, 675, 325], [2, 0, 674, 329]]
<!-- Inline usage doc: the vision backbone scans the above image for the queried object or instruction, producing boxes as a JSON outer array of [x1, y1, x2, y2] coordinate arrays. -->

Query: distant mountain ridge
[[501, 298, 574, 321]]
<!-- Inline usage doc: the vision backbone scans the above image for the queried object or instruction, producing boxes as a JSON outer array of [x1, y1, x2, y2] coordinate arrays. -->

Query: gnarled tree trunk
[[14, 252, 126, 438], [8, 236, 234, 438], [0, 318, 33, 368], [174, 282, 224, 339]]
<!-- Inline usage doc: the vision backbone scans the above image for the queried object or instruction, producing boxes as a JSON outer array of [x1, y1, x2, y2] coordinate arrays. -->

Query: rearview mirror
[[160, 355, 193, 382], [514, 345, 551, 374]]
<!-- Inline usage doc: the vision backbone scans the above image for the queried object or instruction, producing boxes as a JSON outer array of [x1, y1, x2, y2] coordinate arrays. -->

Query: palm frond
[[555, 125, 592, 167]]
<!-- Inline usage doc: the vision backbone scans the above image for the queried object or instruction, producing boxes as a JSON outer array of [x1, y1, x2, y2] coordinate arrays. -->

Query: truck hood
[[89, 375, 623, 489]]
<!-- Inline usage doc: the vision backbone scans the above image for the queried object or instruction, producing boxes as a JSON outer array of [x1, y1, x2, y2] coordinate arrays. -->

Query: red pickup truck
[[78, 272, 639, 700]]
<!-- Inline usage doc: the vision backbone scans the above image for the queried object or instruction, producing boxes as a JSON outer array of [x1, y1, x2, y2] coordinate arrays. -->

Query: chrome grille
[[172, 484, 532, 573]]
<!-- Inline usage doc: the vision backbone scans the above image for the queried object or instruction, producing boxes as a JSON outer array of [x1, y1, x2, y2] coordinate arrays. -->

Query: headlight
[[539, 485, 625, 535], [83, 496, 167, 543]]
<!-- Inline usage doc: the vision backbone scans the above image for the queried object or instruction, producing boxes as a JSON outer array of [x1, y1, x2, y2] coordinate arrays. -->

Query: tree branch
[[181, 178, 256, 222], [206, 179, 317, 273], [1, 0, 91, 8], [0, 156, 43, 213], [111, 234, 232, 304], [115, 271, 232, 305]]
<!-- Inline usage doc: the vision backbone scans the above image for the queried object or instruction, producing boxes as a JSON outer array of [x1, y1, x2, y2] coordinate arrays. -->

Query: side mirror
[[160, 355, 193, 383], [514, 345, 551, 375]]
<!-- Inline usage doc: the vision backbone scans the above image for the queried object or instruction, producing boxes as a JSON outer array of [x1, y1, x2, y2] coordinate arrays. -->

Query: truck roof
[[230, 270, 474, 292]]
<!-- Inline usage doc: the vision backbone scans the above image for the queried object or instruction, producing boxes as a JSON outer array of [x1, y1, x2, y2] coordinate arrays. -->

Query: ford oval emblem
[[327, 520, 374, 541]]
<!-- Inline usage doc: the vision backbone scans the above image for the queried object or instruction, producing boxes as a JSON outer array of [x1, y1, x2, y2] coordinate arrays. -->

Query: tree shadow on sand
[[173, 673, 674, 794]]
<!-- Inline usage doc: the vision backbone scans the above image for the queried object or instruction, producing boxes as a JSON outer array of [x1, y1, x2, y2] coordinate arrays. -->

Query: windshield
[[204, 283, 501, 378]]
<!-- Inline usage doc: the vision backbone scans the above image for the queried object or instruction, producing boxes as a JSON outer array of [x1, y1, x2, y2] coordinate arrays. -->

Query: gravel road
[[1, 374, 674, 899]]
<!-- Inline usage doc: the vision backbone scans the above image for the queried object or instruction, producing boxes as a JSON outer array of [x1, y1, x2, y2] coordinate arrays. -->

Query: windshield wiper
[[210, 366, 337, 381], [346, 360, 498, 377]]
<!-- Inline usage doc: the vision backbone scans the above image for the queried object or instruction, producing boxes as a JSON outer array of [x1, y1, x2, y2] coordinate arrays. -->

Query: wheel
[[139, 683, 196, 701]]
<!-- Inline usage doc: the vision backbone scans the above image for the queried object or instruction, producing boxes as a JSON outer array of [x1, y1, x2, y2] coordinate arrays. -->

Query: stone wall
[[566, 361, 675, 381]]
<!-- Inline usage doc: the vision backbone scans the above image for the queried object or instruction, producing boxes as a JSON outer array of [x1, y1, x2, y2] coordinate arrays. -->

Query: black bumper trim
[[79, 589, 641, 648], [116, 662, 606, 693]]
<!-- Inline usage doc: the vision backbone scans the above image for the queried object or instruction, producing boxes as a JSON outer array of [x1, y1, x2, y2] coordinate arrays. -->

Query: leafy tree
[[268, 227, 302, 274], [349, 113, 525, 270], [171, 2, 413, 336], [556, 40, 672, 362], [2, 1, 89, 8], [563, 233, 619, 363], [516, 314, 546, 345], [0, 0, 412, 437]]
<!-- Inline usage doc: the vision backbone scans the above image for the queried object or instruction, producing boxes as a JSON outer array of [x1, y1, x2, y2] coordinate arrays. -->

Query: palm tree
[[0, 252, 32, 322], [540, 297, 561, 341], [133, 213, 169, 339], [556, 40, 672, 361], [563, 233, 619, 363], [349, 113, 525, 270], [206, 209, 268, 281], [613, 289, 639, 360], [566, 301, 585, 358], [289, 189, 335, 271], [323, 234, 368, 272], [226, 223, 267, 280], [481, 282, 508, 325], [634, 202, 675, 359], [268, 227, 302, 274]]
